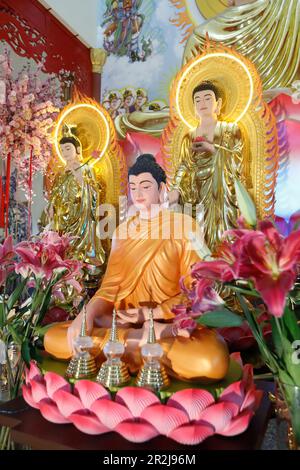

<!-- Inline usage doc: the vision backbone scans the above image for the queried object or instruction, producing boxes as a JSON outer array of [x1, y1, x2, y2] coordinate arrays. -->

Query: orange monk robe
[[92, 209, 201, 318]]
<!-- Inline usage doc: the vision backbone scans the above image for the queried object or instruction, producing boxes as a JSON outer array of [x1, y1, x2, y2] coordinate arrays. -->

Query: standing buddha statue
[[162, 44, 278, 253], [42, 124, 106, 287], [168, 81, 243, 252]]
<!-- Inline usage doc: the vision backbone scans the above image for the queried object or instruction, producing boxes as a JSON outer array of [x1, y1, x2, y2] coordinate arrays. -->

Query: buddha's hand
[[117, 308, 145, 325], [117, 307, 163, 325], [67, 309, 94, 353], [191, 141, 215, 155]]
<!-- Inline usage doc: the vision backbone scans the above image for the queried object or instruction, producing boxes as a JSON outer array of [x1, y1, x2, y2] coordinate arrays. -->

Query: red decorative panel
[[0, 0, 92, 96]]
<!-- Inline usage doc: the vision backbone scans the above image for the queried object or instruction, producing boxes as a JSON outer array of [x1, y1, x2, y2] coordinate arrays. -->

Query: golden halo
[[174, 51, 254, 130], [54, 103, 110, 168]]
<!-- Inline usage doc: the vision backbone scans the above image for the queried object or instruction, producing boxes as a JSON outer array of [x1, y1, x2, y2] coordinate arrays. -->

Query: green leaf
[[36, 288, 52, 325], [29, 343, 42, 364], [225, 284, 261, 298], [21, 339, 31, 367], [7, 324, 23, 345], [196, 308, 244, 328], [0, 302, 5, 328], [7, 277, 28, 311], [282, 306, 300, 342], [270, 317, 283, 359], [236, 293, 279, 374]]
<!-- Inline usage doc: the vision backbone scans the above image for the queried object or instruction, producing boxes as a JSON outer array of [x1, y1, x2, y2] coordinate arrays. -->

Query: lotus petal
[[169, 422, 214, 445], [44, 372, 71, 399], [91, 398, 132, 429], [69, 409, 111, 435], [168, 389, 215, 421], [198, 402, 239, 432], [25, 361, 43, 384], [241, 388, 263, 413], [39, 398, 70, 424], [115, 387, 160, 417], [217, 410, 254, 436], [219, 380, 244, 409], [22, 384, 39, 409], [140, 404, 189, 435], [30, 379, 48, 404], [53, 389, 83, 418], [74, 380, 110, 408], [115, 419, 159, 443]]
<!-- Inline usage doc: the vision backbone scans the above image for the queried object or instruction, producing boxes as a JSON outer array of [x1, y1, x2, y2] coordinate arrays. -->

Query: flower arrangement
[[0, 48, 61, 191], [0, 232, 83, 400], [173, 179, 300, 446]]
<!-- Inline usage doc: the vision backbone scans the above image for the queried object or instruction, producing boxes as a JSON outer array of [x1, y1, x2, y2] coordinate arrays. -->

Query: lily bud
[[234, 178, 257, 228]]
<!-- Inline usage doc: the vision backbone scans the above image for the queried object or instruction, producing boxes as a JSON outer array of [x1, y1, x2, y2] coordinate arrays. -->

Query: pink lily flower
[[15, 232, 83, 287], [228, 220, 300, 317], [0, 235, 15, 286]]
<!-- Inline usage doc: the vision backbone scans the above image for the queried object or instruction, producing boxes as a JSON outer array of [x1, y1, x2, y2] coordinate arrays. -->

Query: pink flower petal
[[241, 389, 263, 413], [74, 380, 110, 409], [169, 422, 215, 445], [69, 409, 110, 435], [39, 398, 70, 424], [22, 384, 39, 409], [280, 229, 300, 270], [44, 372, 71, 399], [91, 398, 133, 429], [140, 404, 189, 435], [254, 270, 296, 318], [168, 389, 215, 421], [115, 387, 160, 417], [30, 379, 48, 404], [25, 361, 43, 384], [217, 410, 254, 436], [198, 402, 239, 432], [115, 419, 159, 443], [219, 380, 244, 409], [53, 389, 83, 418]]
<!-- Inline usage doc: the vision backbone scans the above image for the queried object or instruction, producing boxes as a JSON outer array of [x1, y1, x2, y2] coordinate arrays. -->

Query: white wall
[[38, 0, 99, 48]]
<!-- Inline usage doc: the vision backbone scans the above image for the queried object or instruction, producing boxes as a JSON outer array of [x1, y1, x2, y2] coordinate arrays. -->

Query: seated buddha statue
[[168, 81, 243, 253], [41, 124, 106, 286], [44, 154, 229, 383]]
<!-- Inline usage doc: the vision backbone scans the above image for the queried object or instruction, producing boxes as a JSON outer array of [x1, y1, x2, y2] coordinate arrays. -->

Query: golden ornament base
[[135, 363, 170, 392], [65, 355, 98, 380], [96, 360, 130, 388]]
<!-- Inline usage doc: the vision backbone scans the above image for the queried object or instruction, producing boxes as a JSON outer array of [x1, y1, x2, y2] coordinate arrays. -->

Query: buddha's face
[[124, 95, 134, 107], [60, 142, 80, 166], [136, 95, 145, 107], [129, 172, 160, 210], [110, 98, 119, 110], [194, 89, 222, 120]]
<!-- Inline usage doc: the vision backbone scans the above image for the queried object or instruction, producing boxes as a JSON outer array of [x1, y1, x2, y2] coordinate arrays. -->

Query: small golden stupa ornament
[[96, 308, 130, 389], [135, 309, 170, 392], [65, 307, 97, 380]]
